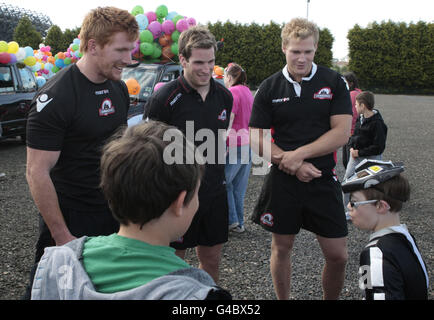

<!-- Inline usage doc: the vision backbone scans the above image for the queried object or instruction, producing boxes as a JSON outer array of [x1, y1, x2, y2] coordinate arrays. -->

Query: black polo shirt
[[249, 63, 352, 173], [144, 75, 233, 194]]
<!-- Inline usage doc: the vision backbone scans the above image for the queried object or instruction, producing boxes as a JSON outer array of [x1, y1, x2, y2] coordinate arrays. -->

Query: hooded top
[[31, 237, 231, 300], [349, 109, 388, 157]]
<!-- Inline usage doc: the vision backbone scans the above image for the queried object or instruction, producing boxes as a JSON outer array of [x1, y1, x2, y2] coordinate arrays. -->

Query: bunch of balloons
[[130, 4, 197, 63], [0, 38, 83, 86]]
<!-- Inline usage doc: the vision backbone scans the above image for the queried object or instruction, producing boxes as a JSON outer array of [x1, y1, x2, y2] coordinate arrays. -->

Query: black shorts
[[251, 165, 348, 238], [171, 189, 229, 250]]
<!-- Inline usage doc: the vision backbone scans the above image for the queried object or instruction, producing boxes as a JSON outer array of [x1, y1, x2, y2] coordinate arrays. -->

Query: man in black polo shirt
[[249, 18, 352, 300], [144, 26, 233, 283]]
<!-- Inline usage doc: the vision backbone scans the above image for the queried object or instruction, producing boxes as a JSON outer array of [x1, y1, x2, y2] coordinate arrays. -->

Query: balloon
[[52, 66, 60, 73], [171, 31, 181, 42], [55, 58, 65, 68], [145, 11, 157, 23], [171, 43, 179, 55], [176, 19, 189, 33], [7, 41, 19, 54], [131, 5, 144, 16], [0, 52, 11, 64], [0, 41, 8, 53], [153, 82, 166, 92], [140, 42, 153, 56], [151, 45, 162, 59], [71, 44, 79, 52], [166, 11, 178, 21], [172, 15, 184, 26], [57, 52, 65, 60], [139, 30, 153, 43], [125, 78, 140, 95], [159, 34, 172, 47], [156, 5, 168, 19], [131, 40, 140, 55], [8, 53, 17, 64], [16, 48, 26, 61], [162, 20, 175, 35], [36, 76, 46, 87], [135, 14, 149, 30], [186, 17, 197, 27], [148, 21, 162, 39], [24, 56, 36, 66], [24, 46, 34, 57], [72, 39, 80, 46], [64, 57, 72, 65]]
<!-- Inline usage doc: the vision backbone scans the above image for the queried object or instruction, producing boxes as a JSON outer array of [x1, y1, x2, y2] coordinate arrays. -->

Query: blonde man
[[24, 7, 138, 299], [249, 18, 353, 299]]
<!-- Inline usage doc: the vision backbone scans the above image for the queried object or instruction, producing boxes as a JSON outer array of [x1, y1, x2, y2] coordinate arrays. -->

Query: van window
[[18, 66, 37, 91], [0, 66, 15, 93]]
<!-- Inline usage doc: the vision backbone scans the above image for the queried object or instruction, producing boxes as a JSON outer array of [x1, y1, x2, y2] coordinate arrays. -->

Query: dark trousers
[[23, 205, 119, 299]]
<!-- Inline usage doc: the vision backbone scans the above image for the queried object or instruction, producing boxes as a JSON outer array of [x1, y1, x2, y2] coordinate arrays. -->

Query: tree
[[62, 27, 81, 51], [13, 15, 43, 49], [45, 25, 65, 55]]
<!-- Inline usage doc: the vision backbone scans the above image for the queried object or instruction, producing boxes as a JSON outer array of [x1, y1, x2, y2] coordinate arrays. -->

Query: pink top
[[227, 85, 254, 147], [350, 88, 362, 134]]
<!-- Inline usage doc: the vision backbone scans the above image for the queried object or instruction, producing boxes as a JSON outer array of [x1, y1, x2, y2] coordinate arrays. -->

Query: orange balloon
[[47, 56, 55, 64], [125, 78, 141, 95], [57, 52, 65, 60]]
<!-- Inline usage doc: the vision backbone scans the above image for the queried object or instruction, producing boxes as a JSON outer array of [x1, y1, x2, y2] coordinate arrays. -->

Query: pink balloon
[[186, 17, 196, 27], [176, 19, 189, 32], [131, 40, 140, 55], [154, 82, 166, 92], [146, 11, 157, 23], [148, 21, 162, 39], [162, 20, 175, 35]]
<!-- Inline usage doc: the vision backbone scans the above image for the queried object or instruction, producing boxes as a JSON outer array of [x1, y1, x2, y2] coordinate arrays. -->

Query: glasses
[[349, 199, 378, 209]]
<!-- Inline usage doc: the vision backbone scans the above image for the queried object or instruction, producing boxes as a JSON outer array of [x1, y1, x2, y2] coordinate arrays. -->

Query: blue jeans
[[225, 145, 252, 227]]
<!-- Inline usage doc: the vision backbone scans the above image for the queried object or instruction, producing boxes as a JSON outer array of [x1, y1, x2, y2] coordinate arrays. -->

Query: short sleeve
[[330, 75, 352, 116], [248, 82, 273, 129]]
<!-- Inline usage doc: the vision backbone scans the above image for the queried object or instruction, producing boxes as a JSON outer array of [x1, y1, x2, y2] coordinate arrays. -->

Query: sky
[[2, 0, 433, 59]]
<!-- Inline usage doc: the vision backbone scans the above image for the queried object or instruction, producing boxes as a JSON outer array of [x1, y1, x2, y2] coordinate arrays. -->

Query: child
[[31, 121, 232, 300], [342, 159, 428, 300], [343, 91, 388, 215]]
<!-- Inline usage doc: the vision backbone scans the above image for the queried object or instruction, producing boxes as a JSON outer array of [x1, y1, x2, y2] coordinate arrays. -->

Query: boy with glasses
[[342, 159, 428, 300]]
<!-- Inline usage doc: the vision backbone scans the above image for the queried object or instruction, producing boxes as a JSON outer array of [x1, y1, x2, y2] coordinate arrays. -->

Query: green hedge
[[208, 21, 334, 87], [348, 21, 434, 94]]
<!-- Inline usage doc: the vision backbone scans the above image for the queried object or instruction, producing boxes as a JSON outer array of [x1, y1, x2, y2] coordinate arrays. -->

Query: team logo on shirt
[[99, 98, 115, 116], [217, 109, 227, 121], [272, 97, 290, 104], [260, 213, 274, 227], [313, 87, 333, 100], [36, 94, 53, 112]]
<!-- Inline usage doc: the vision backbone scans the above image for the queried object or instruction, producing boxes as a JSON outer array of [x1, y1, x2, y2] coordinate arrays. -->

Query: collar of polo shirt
[[282, 63, 318, 97]]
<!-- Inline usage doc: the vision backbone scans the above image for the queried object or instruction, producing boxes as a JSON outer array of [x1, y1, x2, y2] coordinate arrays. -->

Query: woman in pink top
[[224, 63, 254, 233]]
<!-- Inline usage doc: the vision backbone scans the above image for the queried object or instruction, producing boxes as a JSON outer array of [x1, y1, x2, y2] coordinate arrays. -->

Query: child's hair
[[343, 71, 359, 91], [356, 91, 375, 110], [79, 7, 139, 53], [281, 18, 319, 48], [225, 63, 247, 86], [178, 26, 217, 61], [361, 174, 410, 212], [100, 121, 204, 228]]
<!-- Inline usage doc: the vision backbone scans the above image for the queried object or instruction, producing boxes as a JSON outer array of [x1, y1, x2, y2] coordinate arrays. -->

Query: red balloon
[[0, 52, 11, 64]]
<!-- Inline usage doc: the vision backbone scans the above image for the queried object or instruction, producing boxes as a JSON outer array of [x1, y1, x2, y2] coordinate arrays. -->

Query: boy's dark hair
[[356, 91, 375, 110], [100, 121, 204, 228], [178, 26, 217, 61], [343, 71, 359, 91], [361, 174, 410, 212]]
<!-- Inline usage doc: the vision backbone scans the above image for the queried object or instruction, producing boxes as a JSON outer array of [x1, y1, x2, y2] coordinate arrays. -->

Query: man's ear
[[87, 39, 98, 56], [170, 190, 187, 218], [179, 54, 187, 68], [377, 200, 391, 214]]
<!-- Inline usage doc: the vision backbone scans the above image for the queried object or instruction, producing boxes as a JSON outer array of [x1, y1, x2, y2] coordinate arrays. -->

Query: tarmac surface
[[0, 94, 432, 300]]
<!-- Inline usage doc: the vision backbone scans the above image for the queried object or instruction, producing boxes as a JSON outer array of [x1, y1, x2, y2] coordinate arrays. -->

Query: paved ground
[[0, 94, 432, 300]]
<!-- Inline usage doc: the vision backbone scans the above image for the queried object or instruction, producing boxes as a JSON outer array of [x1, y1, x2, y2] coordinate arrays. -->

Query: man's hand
[[295, 162, 322, 182], [273, 150, 304, 175], [350, 148, 359, 159]]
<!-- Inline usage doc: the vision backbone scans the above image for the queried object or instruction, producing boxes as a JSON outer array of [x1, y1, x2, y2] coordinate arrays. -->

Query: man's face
[[95, 32, 136, 82], [282, 35, 317, 81], [180, 47, 215, 90]]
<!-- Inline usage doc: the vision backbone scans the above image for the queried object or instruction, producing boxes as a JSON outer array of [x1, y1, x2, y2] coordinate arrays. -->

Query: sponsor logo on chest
[[313, 87, 333, 100], [272, 97, 291, 104]]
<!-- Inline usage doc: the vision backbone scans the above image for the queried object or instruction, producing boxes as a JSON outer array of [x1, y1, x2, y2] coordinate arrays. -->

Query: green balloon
[[64, 57, 71, 65], [71, 44, 79, 52], [172, 15, 184, 26], [151, 45, 162, 59], [171, 43, 179, 55], [140, 30, 153, 43], [156, 5, 168, 19], [171, 31, 180, 42], [52, 66, 59, 73], [131, 5, 144, 16], [140, 42, 153, 56]]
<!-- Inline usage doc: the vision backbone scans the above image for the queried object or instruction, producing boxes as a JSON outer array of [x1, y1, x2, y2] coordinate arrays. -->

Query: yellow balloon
[[0, 41, 8, 53], [24, 56, 36, 66], [40, 63, 45, 69], [7, 41, 19, 54]]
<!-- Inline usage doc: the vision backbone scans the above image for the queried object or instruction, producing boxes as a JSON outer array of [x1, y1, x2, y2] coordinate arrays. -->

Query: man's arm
[[26, 147, 75, 246], [273, 114, 352, 175]]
